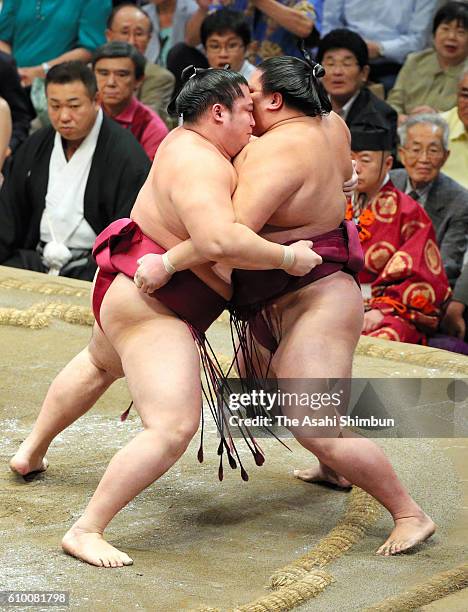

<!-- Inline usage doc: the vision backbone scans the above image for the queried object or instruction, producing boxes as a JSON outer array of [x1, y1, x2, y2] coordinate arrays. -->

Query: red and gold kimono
[[347, 180, 451, 344]]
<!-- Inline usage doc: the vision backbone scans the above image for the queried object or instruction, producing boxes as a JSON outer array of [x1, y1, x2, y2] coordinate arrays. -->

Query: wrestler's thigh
[[272, 271, 364, 378], [87, 323, 125, 379], [99, 273, 201, 430]]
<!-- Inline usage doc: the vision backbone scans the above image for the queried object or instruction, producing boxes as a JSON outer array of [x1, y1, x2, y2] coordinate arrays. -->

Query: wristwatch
[[41, 62, 51, 75]]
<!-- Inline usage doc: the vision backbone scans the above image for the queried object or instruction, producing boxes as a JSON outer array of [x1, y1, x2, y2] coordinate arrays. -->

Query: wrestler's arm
[[136, 150, 316, 292]]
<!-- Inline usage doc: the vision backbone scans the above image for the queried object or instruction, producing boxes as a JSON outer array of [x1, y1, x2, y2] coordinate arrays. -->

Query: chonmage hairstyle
[[174, 66, 248, 123], [92, 41, 146, 80], [45, 61, 98, 99], [257, 55, 332, 117]]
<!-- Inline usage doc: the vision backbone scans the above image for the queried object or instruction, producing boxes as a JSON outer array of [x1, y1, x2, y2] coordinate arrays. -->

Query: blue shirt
[[322, 0, 436, 64], [213, 0, 321, 63], [0, 0, 111, 67]]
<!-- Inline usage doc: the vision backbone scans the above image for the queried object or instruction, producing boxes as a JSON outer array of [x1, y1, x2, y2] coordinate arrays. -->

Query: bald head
[[106, 4, 152, 55]]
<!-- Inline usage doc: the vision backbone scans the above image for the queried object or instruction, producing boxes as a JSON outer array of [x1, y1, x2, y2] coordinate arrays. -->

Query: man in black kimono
[[0, 61, 151, 281]]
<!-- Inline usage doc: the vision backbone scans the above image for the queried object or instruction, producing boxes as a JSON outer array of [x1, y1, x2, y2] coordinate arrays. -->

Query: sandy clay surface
[[1, 267, 467, 611]]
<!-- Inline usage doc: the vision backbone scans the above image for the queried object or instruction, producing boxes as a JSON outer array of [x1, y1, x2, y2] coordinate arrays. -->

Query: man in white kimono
[[0, 61, 151, 280]]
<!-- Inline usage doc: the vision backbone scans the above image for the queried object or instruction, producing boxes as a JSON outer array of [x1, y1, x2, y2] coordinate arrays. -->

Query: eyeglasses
[[402, 146, 445, 161], [322, 59, 360, 70], [206, 41, 244, 54]]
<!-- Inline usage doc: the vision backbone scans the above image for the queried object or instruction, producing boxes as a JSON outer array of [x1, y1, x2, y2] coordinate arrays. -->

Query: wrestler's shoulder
[[162, 128, 232, 168]]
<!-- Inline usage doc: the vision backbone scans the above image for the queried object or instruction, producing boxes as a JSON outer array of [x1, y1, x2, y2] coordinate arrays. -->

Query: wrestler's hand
[[343, 160, 358, 196], [134, 254, 171, 294], [362, 309, 384, 333], [287, 241, 323, 276]]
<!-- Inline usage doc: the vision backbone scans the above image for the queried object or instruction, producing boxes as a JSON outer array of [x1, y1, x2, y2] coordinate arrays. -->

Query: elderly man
[[317, 28, 397, 151], [343, 111, 450, 345], [0, 61, 150, 280], [391, 114, 468, 286], [441, 65, 468, 188], [10, 68, 319, 568], [322, 0, 437, 91], [105, 2, 175, 125], [185, 0, 321, 62], [93, 41, 169, 160]]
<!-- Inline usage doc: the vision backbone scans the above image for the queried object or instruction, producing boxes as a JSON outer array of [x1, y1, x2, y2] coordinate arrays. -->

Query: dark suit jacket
[[346, 87, 398, 153], [390, 168, 468, 285], [0, 115, 151, 278], [0, 51, 35, 152]]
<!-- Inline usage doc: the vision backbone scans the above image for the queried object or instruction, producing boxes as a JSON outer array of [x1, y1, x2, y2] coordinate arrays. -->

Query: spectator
[[0, 97, 12, 179], [0, 62, 151, 281], [388, 1, 468, 123], [144, 0, 199, 66], [0, 51, 34, 153], [347, 110, 450, 345], [441, 63, 468, 188], [106, 2, 176, 125], [201, 9, 256, 77], [442, 260, 468, 339], [322, 0, 437, 92], [93, 42, 169, 160], [317, 29, 397, 152], [0, 0, 112, 86], [391, 114, 468, 286], [185, 0, 320, 63]]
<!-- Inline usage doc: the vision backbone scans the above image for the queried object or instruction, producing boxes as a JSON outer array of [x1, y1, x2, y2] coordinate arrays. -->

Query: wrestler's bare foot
[[376, 513, 436, 556], [10, 441, 49, 477], [62, 525, 133, 568], [294, 464, 352, 489]]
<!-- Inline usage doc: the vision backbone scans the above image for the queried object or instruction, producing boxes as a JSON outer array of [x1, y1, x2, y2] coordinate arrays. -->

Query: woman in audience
[[388, 1, 468, 123]]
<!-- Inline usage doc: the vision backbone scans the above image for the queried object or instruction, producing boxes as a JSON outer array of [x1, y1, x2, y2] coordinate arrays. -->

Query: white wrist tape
[[162, 252, 176, 274], [280, 245, 295, 270]]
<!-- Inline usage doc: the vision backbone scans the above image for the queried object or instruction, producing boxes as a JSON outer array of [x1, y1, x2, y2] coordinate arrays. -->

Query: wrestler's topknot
[[173, 66, 248, 123], [257, 52, 332, 118]]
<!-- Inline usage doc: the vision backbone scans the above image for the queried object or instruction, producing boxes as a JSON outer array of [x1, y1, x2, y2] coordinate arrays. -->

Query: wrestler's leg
[[273, 272, 435, 555], [62, 274, 202, 567], [10, 324, 122, 476]]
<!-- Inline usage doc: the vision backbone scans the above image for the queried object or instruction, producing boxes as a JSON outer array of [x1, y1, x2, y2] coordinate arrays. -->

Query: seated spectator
[[317, 29, 398, 152], [0, 0, 112, 86], [93, 42, 169, 160], [0, 97, 12, 180], [442, 261, 468, 340], [185, 0, 320, 63], [346, 110, 450, 345], [201, 9, 256, 78], [322, 0, 437, 92], [388, 1, 468, 123], [441, 64, 468, 188], [0, 62, 151, 281], [0, 51, 34, 154], [391, 114, 468, 286], [144, 0, 199, 66], [106, 2, 175, 125]]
